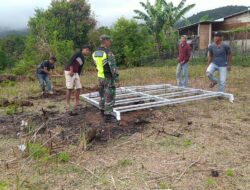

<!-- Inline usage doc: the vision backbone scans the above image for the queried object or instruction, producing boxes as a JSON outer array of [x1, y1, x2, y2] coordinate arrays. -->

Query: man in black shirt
[[36, 55, 57, 95], [64, 45, 91, 114]]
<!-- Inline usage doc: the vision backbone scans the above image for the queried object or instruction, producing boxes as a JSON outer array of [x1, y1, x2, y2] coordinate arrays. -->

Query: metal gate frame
[[80, 84, 234, 121]]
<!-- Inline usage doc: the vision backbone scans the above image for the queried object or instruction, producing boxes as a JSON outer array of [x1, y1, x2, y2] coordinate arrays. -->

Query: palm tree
[[163, 0, 195, 30], [134, 0, 195, 57]]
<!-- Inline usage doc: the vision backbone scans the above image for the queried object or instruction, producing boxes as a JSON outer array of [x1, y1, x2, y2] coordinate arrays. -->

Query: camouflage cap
[[100, 34, 111, 41]]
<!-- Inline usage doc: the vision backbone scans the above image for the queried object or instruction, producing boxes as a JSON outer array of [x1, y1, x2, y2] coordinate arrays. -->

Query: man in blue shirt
[[206, 32, 232, 92], [36, 55, 57, 95]]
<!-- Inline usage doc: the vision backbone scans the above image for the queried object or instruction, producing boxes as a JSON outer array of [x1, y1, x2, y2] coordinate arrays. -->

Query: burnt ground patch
[[0, 104, 152, 148]]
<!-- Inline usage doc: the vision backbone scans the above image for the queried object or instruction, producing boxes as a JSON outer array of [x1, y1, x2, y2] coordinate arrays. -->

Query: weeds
[[5, 104, 18, 115], [206, 178, 216, 187], [226, 169, 234, 177], [58, 151, 70, 163], [182, 139, 192, 147], [118, 159, 133, 167], [54, 165, 82, 175], [0, 181, 8, 190], [159, 181, 172, 189], [26, 143, 48, 159], [0, 81, 16, 87]]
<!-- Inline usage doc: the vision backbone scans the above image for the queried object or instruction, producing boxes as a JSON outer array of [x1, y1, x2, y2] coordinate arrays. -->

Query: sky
[[0, 0, 249, 30]]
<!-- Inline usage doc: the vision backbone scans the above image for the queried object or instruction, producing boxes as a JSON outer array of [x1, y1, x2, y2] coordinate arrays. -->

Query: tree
[[199, 14, 210, 22], [11, 0, 96, 75], [0, 35, 25, 70], [0, 48, 9, 71], [28, 0, 96, 49], [88, 27, 111, 49], [134, 0, 195, 57], [110, 17, 154, 66], [162, 0, 195, 30]]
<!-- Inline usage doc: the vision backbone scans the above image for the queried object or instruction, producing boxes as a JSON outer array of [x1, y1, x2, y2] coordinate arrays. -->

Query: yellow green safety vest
[[92, 50, 107, 79]]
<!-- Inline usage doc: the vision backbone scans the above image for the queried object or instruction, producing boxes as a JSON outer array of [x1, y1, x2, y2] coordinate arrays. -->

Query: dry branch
[[175, 157, 201, 181]]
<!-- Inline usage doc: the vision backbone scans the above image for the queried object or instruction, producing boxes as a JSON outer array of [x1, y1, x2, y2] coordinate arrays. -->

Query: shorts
[[64, 71, 82, 89]]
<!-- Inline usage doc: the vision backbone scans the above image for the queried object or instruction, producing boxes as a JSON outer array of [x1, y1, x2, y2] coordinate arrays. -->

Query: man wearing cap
[[92, 35, 119, 122], [206, 31, 232, 92], [36, 55, 57, 95], [176, 35, 191, 88], [64, 45, 91, 115]]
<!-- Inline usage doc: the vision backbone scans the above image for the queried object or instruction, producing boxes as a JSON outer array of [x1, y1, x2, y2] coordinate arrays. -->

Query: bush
[[12, 60, 35, 75]]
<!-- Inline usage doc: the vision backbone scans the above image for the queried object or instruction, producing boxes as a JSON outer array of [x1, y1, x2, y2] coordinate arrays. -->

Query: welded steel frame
[[80, 84, 234, 121]]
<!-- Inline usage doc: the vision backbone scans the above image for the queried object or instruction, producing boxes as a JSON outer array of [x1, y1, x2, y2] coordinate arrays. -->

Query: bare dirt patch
[[0, 96, 152, 146]]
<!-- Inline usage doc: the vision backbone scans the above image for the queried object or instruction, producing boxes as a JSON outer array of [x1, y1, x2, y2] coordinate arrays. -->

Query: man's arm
[[43, 67, 50, 75], [108, 55, 119, 84], [51, 70, 61, 76], [69, 66, 74, 76]]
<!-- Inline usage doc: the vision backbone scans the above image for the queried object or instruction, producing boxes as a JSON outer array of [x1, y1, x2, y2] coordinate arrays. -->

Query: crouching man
[[64, 45, 90, 115], [92, 35, 120, 122], [36, 55, 57, 95], [206, 32, 232, 92]]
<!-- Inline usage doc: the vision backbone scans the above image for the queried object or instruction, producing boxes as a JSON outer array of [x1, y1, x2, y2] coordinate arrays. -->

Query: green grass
[[0, 181, 8, 190], [118, 159, 133, 167], [159, 181, 172, 189], [53, 165, 83, 175], [206, 178, 216, 187], [0, 80, 40, 100], [5, 104, 18, 115], [26, 143, 49, 160], [182, 139, 192, 147], [0, 81, 16, 87], [58, 151, 70, 163], [226, 168, 234, 177]]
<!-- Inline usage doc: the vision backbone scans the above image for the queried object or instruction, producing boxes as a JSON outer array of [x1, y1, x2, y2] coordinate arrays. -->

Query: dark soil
[[0, 84, 153, 152]]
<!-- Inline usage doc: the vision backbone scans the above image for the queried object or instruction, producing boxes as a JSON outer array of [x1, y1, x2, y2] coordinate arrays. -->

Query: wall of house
[[221, 12, 250, 30], [224, 12, 250, 23], [198, 24, 211, 49]]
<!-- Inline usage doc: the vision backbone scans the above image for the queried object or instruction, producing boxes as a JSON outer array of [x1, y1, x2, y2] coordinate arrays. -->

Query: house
[[178, 8, 250, 50]]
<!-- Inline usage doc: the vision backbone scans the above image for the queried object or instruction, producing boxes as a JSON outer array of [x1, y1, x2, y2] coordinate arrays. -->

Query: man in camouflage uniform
[[92, 35, 119, 122]]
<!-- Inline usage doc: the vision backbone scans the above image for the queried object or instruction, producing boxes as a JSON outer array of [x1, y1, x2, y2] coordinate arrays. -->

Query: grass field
[[0, 64, 250, 190]]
